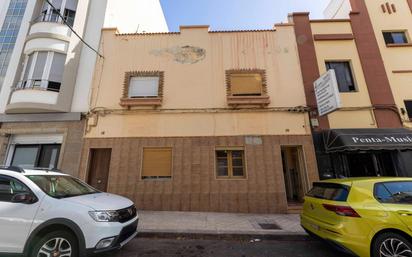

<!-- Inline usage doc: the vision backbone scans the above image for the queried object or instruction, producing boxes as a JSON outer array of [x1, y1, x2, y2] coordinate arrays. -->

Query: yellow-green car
[[301, 177, 412, 257]]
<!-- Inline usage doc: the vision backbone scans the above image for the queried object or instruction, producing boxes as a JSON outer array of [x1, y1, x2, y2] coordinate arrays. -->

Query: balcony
[[33, 12, 75, 27], [24, 14, 72, 55], [7, 80, 60, 113], [15, 79, 61, 93]]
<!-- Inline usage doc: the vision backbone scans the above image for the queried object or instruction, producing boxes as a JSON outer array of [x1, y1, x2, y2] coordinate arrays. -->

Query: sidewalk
[[137, 211, 308, 240]]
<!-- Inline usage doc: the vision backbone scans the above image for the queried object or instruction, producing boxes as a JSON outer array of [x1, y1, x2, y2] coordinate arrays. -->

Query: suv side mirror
[[11, 193, 37, 204]]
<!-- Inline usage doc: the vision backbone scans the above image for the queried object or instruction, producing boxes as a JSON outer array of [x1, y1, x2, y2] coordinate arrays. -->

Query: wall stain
[[150, 45, 206, 64]]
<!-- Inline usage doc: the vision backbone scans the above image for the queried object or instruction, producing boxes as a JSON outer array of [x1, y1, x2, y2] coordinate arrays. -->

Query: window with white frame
[[38, 0, 78, 26], [128, 76, 160, 98], [6, 134, 63, 169], [18, 51, 66, 92]]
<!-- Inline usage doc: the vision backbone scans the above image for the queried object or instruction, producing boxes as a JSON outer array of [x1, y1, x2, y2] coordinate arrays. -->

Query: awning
[[323, 129, 412, 153]]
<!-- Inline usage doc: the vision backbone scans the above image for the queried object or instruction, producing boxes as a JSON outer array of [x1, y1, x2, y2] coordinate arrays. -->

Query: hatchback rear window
[[306, 182, 350, 202]]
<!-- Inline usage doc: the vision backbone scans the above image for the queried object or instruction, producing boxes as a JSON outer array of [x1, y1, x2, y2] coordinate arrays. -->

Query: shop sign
[[351, 136, 412, 144], [314, 70, 341, 116]]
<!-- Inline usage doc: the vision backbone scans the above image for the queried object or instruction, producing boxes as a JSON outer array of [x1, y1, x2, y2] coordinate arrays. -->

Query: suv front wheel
[[30, 230, 78, 257], [372, 232, 412, 257]]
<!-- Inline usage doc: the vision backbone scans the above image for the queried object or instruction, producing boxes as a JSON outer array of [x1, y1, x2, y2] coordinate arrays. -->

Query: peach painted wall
[[364, 0, 412, 128], [311, 21, 377, 129], [86, 25, 311, 138]]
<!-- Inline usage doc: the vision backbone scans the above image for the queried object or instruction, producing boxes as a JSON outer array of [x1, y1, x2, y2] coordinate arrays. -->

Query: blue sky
[[160, 0, 331, 32]]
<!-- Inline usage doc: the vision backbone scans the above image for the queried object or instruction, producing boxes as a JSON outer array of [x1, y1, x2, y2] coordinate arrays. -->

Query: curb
[[137, 231, 311, 241]]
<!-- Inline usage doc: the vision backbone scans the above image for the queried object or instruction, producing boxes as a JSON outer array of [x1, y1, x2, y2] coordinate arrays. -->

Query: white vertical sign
[[314, 69, 342, 116]]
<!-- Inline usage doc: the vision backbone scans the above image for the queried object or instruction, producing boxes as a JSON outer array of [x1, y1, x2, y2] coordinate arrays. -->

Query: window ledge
[[120, 97, 162, 107], [227, 95, 270, 106], [386, 43, 412, 48]]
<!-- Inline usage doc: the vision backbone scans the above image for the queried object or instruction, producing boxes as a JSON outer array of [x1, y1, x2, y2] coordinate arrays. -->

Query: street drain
[[258, 223, 281, 230]]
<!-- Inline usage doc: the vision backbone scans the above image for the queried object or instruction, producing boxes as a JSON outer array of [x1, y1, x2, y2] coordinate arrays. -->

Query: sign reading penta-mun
[[314, 70, 342, 116]]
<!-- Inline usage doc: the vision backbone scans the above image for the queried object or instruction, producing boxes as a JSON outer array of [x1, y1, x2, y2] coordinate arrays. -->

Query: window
[[120, 71, 164, 107], [27, 175, 98, 199], [216, 149, 245, 179], [0, 0, 28, 91], [141, 148, 172, 180], [64, 9, 76, 27], [37, 0, 77, 25], [11, 144, 60, 169], [404, 101, 412, 119], [48, 52, 66, 91], [230, 73, 263, 96], [129, 76, 159, 98], [32, 51, 47, 82], [326, 61, 356, 92], [226, 70, 267, 96], [375, 182, 412, 204], [225, 69, 270, 106], [18, 51, 66, 92], [0, 176, 30, 202], [383, 31, 408, 45], [306, 182, 350, 202]]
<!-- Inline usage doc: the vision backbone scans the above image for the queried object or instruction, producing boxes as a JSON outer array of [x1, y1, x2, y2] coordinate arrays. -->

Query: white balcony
[[24, 15, 72, 55], [9, 89, 59, 106], [30, 15, 72, 37]]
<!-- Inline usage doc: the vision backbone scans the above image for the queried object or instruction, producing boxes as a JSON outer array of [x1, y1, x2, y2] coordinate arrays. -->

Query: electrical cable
[[45, 0, 104, 58]]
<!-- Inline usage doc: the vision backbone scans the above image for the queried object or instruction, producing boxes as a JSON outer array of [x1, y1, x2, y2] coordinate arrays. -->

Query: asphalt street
[[108, 237, 353, 257]]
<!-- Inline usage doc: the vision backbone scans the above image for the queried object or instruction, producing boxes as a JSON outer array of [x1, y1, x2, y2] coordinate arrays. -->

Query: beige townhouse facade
[[290, 0, 412, 180], [79, 25, 319, 213]]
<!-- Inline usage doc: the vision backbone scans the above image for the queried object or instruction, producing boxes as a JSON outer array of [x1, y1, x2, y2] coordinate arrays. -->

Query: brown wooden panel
[[231, 73, 263, 95], [142, 148, 172, 177], [87, 148, 112, 192]]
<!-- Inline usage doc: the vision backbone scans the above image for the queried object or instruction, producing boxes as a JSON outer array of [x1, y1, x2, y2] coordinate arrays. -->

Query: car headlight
[[89, 211, 119, 222]]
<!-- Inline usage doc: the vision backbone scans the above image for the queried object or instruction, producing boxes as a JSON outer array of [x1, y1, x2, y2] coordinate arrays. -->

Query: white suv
[[0, 166, 138, 257]]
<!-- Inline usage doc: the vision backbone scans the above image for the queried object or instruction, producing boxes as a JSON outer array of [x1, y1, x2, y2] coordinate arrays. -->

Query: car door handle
[[397, 210, 412, 216]]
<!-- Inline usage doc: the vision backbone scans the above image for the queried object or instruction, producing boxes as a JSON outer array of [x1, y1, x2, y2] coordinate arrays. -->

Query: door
[[0, 175, 41, 253], [281, 146, 307, 204], [87, 149, 111, 192]]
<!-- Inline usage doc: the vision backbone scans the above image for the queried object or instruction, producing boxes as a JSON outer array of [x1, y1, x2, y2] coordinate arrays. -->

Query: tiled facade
[[79, 135, 318, 213]]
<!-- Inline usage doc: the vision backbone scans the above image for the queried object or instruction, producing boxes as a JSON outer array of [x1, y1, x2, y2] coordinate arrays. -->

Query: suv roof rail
[[31, 167, 63, 173], [0, 166, 25, 173]]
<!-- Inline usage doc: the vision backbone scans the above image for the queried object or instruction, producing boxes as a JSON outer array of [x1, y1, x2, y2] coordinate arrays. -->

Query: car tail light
[[322, 204, 360, 218]]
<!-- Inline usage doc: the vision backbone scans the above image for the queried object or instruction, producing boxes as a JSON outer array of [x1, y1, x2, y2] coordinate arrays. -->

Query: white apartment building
[[0, 0, 168, 175]]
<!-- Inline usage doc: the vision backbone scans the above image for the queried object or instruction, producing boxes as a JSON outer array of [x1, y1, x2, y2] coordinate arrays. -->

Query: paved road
[[108, 237, 353, 257]]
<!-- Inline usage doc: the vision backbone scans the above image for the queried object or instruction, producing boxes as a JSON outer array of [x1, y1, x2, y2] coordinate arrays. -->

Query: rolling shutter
[[230, 73, 262, 96], [129, 76, 159, 98], [142, 148, 172, 177]]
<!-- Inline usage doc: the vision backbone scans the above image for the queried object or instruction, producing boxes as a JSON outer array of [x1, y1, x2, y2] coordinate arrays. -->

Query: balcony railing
[[14, 79, 61, 92], [32, 13, 75, 27]]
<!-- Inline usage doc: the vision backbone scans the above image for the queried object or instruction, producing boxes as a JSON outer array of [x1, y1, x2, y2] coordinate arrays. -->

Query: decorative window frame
[[120, 71, 164, 108], [225, 69, 270, 107]]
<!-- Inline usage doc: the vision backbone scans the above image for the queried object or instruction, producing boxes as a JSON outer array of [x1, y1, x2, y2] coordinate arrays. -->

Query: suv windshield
[[26, 175, 99, 199]]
